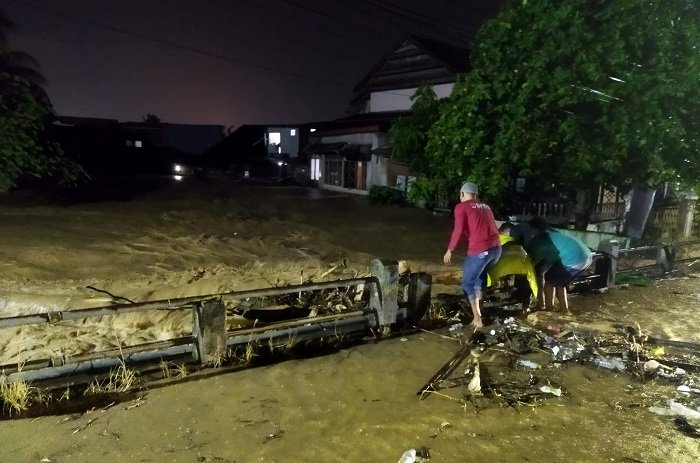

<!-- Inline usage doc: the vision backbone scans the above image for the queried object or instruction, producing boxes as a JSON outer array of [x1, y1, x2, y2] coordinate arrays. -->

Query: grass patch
[[614, 273, 651, 286], [0, 378, 34, 416]]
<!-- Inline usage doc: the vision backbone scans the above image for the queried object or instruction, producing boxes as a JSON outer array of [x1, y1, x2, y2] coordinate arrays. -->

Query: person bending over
[[527, 217, 592, 312]]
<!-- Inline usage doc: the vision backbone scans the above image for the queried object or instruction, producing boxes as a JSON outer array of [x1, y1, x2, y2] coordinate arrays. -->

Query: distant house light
[[277, 146, 282, 154], [135, 140, 143, 148], [290, 129, 296, 136], [310, 128, 316, 132]]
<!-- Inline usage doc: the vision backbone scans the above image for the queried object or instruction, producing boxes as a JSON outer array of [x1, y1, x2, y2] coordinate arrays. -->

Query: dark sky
[[1, 0, 502, 127]]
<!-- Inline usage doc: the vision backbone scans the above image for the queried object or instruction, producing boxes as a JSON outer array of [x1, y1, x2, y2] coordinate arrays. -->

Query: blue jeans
[[461, 245, 502, 301]]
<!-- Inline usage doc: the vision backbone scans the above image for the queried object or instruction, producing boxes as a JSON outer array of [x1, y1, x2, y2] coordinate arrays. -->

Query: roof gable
[[349, 35, 469, 113]]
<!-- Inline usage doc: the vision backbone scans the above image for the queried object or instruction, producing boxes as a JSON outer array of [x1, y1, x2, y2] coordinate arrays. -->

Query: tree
[[389, 86, 442, 166], [425, 0, 700, 226], [142, 113, 161, 124], [388, 86, 447, 206], [0, 11, 85, 191]]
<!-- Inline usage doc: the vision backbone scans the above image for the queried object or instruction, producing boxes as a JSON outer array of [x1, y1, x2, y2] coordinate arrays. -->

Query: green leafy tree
[[425, 0, 700, 226], [388, 86, 447, 207], [389, 86, 441, 166], [1, 11, 85, 191]]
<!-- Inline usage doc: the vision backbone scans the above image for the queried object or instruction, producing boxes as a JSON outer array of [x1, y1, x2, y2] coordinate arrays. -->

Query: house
[[199, 124, 314, 180], [305, 35, 469, 195]]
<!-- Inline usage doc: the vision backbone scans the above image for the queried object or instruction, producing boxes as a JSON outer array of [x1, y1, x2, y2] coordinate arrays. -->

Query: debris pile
[[418, 308, 700, 438]]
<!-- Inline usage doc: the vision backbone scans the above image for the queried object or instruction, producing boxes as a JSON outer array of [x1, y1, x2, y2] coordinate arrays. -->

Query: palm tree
[[0, 10, 49, 103]]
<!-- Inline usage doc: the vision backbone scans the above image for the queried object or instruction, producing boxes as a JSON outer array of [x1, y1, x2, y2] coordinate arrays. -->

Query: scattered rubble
[[418, 301, 700, 439]]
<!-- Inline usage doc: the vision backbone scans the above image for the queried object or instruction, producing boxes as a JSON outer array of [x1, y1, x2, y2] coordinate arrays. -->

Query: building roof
[[348, 35, 470, 114], [311, 110, 409, 136]]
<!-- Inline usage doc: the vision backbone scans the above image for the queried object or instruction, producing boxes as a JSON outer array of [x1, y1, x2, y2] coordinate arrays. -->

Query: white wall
[[369, 83, 454, 112]]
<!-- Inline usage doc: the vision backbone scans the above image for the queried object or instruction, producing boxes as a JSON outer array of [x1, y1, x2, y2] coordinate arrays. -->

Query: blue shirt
[[528, 230, 592, 269]]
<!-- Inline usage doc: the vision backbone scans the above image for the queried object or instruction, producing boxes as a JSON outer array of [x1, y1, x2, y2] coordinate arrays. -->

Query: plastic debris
[[467, 363, 481, 394], [644, 359, 662, 372], [649, 346, 665, 358], [448, 323, 463, 332], [397, 449, 416, 463], [546, 335, 586, 362], [517, 359, 539, 369], [539, 385, 562, 397], [648, 400, 700, 420], [591, 356, 626, 371], [669, 401, 700, 420]]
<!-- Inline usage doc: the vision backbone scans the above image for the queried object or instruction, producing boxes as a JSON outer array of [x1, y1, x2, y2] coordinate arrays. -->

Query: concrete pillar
[[192, 298, 227, 365], [369, 259, 399, 335], [657, 245, 675, 275], [677, 192, 699, 239], [597, 240, 620, 288]]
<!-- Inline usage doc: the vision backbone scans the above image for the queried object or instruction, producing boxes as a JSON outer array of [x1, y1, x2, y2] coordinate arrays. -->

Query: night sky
[[2, 0, 501, 127]]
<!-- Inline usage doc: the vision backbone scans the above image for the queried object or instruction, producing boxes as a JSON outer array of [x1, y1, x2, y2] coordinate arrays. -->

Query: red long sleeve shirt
[[447, 199, 501, 255]]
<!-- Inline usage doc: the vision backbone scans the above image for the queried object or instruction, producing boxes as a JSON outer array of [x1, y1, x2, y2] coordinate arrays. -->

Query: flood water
[[0, 182, 699, 462]]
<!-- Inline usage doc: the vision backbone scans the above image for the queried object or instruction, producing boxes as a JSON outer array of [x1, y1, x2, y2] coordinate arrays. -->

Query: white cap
[[460, 182, 478, 195]]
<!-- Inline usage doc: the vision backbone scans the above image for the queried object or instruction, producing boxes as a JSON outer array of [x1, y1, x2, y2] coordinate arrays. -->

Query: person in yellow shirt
[[486, 223, 538, 306]]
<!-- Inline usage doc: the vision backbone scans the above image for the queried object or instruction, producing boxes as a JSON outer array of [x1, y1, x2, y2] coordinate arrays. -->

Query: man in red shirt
[[443, 182, 502, 328]]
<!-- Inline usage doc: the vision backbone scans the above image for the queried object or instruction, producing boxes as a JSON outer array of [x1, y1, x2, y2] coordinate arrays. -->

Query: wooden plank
[[417, 335, 475, 399]]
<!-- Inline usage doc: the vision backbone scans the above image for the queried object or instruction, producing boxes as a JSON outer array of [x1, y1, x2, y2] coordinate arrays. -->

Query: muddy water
[[0, 333, 697, 462], [0, 183, 699, 461]]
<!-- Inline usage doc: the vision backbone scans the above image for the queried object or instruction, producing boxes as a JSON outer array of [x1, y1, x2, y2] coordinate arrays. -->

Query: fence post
[[657, 245, 675, 275], [192, 298, 227, 365], [598, 240, 620, 288], [370, 259, 399, 335], [677, 192, 699, 239]]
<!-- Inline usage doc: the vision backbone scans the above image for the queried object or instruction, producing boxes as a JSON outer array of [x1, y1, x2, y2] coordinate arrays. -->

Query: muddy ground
[[0, 179, 699, 462]]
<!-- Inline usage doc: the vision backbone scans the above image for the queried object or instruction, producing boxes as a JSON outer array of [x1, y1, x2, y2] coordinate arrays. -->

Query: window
[[290, 129, 296, 136], [268, 132, 281, 146], [125, 140, 133, 147], [134, 140, 143, 148]]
